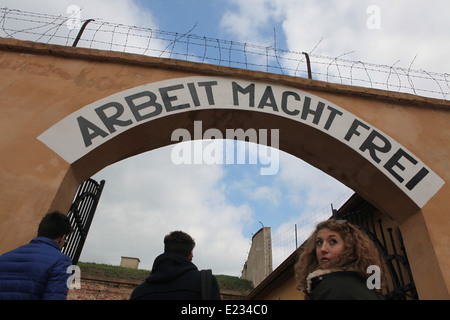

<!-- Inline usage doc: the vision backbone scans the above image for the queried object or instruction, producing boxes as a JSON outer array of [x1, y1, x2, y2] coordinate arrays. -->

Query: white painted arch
[[38, 76, 444, 209]]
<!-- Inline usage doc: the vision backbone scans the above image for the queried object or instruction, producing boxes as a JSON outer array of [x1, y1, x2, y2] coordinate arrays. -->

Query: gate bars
[[62, 178, 105, 265], [340, 204, 418, 300]]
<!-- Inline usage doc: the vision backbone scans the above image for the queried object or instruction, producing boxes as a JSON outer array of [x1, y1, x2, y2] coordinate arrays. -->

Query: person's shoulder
[[29, 238, 72, 265], [0, 241, 35, 262], [311, 271, 381, 300]]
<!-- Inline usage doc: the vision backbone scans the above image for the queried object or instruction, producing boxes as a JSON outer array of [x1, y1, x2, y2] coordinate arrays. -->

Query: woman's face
[[315, 227, 345, 267]]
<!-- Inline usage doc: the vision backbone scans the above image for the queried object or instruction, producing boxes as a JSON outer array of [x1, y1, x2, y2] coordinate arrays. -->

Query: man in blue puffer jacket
[[0, 211, 73, 300]]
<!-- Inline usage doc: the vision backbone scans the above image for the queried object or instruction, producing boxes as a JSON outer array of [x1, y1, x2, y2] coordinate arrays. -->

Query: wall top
[[1, 37, 449, 110]]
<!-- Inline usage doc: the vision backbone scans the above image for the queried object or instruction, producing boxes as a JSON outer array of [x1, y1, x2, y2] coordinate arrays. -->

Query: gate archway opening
[[77, 139, 353, 274], [0, 38, 448, 299]]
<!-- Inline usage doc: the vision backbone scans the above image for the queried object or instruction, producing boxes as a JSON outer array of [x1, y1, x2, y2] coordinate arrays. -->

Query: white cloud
[[220, 0, 284, 45], [1, 0, 164, 56], [276, 152, 351, 210], [2, 0, 156, 26], [221, 0, 450, 96], [267, 152, 352, 267]]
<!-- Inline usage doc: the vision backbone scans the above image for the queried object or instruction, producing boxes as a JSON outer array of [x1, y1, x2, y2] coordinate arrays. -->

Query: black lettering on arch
[[359, 129, 392, 163], [77, 116, 108, 147], [95, 102, 132, 134]]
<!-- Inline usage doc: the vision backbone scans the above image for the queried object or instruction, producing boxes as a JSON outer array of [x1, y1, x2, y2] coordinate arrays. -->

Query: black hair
[[37, 211, 72, 239], [164, 231, 195, 258]]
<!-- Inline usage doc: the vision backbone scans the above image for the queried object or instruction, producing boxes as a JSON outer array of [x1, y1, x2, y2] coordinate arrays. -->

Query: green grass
[[215, 274, 253, 293], [77, 261, 253, 293], [77, 261, 150, 281]]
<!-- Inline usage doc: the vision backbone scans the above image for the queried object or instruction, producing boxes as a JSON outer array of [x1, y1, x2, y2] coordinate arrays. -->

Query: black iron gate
[[62, 178, 105, 265], [339, 203, 418, 300]]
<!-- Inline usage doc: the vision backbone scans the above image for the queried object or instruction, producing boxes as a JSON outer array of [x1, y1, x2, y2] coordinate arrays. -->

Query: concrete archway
[[0, 38, 448, 299]]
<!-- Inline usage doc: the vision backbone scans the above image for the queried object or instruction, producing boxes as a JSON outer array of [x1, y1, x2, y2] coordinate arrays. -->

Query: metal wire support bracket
[[72, 19, 95, 47], [302, 52, 312, 79]]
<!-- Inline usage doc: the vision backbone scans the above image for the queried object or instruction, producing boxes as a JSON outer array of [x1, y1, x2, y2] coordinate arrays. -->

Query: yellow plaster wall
[[261, 278, 304, 300]]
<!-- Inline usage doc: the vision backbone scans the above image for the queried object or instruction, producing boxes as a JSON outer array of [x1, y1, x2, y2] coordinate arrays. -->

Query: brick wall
[[68, 275, 245, 300], [68, 276, 140, 300]]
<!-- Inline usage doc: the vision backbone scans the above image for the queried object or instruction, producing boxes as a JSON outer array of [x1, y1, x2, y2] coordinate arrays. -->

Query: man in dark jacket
[[130, 231, 221, 300], [0, 211, 73, 300]]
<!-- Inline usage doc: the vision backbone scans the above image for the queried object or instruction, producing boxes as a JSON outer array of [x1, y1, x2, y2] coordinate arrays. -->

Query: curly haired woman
[[294, 219, 384, 300]]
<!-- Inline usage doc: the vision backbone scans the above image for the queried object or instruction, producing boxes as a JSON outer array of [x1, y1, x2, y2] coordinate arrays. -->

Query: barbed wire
[[1, 7, 449, 101]]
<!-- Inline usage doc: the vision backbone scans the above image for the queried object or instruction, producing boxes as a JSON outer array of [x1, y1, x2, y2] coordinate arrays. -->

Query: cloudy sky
[[2, 0, 448, 276]]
